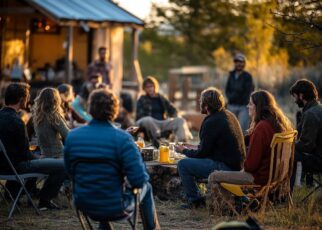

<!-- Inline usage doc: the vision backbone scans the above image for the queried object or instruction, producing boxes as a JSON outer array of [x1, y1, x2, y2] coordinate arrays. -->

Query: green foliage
[[123, 28, 209, 82], [272, 0, 322, 65], [154, 0, 247, 60], [123, 0, 321, 88]]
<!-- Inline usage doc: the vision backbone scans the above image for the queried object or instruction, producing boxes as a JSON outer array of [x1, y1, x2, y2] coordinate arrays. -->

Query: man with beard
[[225, 53, 254, 134], [290, 79, 322, 190], [0, 83, 65, 210], [175, 87, 246, 209], [87, 47, 112, 87]]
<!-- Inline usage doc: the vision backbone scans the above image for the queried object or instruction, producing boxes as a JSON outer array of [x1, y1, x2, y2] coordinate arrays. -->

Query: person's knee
[[208, 170, 222, 184], [177, 158, 190, 174], [174, 117, 185, 127], [138, 116, 155, 127]]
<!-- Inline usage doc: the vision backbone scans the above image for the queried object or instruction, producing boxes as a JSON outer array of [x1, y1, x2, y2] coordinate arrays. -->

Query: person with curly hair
[[0, 83, 65, 210], [33, 87, 70, 158], [64, 88, 159, 230]]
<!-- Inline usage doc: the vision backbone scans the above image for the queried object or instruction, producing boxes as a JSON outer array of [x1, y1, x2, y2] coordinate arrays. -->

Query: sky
[[116, 0, 169, 20]]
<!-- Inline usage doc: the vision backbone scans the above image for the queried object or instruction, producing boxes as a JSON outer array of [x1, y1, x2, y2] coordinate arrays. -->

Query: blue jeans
[[17, 158, 65, 201], [227, 104, 249, 134], [99, 182, 158, 230], [178, 158, 231, 202]]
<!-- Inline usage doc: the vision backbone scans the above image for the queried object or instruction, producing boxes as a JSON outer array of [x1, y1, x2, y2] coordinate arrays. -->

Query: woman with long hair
[[209, 90, 293, 186], [33, 87, 70, 158]]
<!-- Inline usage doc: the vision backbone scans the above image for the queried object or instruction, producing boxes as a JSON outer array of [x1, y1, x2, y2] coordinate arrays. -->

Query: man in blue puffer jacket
[[64, 88, 159, 230]]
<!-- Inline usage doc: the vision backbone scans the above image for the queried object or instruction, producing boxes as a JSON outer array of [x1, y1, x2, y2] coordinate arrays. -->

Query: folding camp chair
[[71, 158, 144, 230], [0, 139, 47, 219], [218, 130, 297, 216]]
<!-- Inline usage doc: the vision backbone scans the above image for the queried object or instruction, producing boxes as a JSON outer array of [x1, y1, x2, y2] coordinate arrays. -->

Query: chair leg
[[76, 209, 89, 230], [101, 222, 113, 230], [301, 184, 321, 202], [84, 214, 94, 230], [7, 178, 41, 219], [23, 182, 41, 216], [0, 183, 22, 213], [288, 192, 294, 210], [8, 186, 24, 219], [259, 189, 269, 217], [128, 189, 140, 230]]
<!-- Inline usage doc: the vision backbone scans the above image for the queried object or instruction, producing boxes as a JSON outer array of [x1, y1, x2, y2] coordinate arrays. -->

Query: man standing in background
[[225, 53, 254, 134], [87, 47, 112, 88]]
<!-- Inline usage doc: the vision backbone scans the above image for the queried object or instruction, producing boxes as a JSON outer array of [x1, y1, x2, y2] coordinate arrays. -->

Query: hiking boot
[[180, 197, 206, 209], [38, 200, 61, 211]]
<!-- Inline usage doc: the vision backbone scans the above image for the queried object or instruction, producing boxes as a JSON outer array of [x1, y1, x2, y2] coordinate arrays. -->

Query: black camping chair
[[0, 139, 47, 219], [71, 158, 142, 230]]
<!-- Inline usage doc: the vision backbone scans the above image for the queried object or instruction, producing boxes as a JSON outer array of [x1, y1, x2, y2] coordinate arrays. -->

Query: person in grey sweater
[[33, 87, 70, 158]]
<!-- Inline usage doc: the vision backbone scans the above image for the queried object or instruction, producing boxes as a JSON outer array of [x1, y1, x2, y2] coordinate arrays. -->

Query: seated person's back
[[65, 120, 149, 216], [64, 88, 158, 229], [33, 87, 70, 158]]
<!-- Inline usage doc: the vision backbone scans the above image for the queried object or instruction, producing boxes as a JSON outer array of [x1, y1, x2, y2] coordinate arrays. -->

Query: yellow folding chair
[[219, 130, 297, 216]]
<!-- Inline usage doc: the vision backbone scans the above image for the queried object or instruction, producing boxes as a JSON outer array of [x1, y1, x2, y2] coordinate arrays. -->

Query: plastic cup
[[159, 145, 170, 163]]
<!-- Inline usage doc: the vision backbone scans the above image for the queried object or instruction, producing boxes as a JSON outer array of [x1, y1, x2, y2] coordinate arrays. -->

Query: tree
[[271, 0, 322, 65], [153, 0, 247, 64]]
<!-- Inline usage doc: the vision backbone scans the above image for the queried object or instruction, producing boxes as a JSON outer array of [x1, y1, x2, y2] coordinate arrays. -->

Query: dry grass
[[0, 186, 321, 230]]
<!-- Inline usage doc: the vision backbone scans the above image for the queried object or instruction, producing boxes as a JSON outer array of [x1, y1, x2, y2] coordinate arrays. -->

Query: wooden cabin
[[0, 0, 144, 94]]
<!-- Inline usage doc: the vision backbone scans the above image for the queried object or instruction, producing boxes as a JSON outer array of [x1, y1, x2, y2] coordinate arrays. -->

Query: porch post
[[66, 26, 73, 83], [24, 29, 30, 68], [131, 28, 143, 91]]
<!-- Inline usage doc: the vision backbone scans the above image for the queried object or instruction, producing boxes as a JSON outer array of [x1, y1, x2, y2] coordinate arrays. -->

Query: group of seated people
[[71, 74, 193, 146], [0, 77, 321, 229]]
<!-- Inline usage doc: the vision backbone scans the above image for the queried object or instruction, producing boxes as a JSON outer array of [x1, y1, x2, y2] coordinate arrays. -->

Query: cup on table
[[159, 145, 170, 163], [136, 140, 145, 149], [29, 145, 37, 151]]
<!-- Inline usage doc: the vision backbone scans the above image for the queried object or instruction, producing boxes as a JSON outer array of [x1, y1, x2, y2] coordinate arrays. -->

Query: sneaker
[[38, 200, 61, 211]]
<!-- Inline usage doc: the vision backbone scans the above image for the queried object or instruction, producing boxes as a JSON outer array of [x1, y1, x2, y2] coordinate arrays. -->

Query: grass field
[[0, 186, 321, 230]]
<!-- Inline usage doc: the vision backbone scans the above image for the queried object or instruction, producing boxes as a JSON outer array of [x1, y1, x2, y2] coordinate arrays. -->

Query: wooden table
[[145, 160, 178, 168]]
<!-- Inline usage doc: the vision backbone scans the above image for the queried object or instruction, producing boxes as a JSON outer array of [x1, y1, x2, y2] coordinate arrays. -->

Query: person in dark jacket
[[136, 76, 192, 145], [225, 53, 254, 134], [175, 87, 246, 209], [209, 90, 293, 186], [290, 79, 322, 190], [0, 83, 65, 210], [64, 88, 159, 230], [87, 46, 112, 87]]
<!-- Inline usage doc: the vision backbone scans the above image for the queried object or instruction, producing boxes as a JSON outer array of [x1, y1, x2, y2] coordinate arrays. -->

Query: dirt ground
[[0, 187, 321, 230]]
